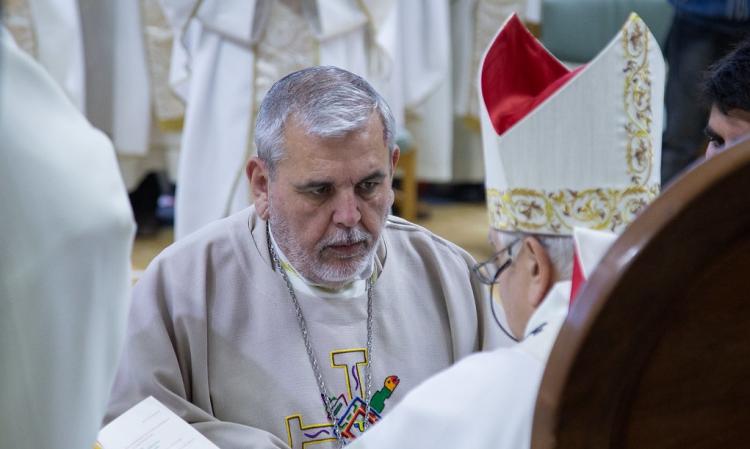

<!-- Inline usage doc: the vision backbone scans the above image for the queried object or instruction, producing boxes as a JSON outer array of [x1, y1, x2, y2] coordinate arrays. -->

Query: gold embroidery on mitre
[[485, 15, 660, 235], [622, 14, 655, 186], [487, 185, 659, 234]]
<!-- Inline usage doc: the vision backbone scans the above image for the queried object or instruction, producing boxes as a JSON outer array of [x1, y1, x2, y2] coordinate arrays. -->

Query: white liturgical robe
[[346, 228, 617, 448], [0, 30, 135, 449], [346, 281, 571, 449]]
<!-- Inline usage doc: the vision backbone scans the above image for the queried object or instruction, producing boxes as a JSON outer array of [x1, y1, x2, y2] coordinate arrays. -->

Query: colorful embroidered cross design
[[285, 348, 400, 448]]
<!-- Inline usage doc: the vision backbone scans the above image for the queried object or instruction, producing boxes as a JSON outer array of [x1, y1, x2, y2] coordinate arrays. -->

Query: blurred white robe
[[450, 0, 530, 182], [2, 0, 86, 110], [79, 0, 169, 191], [397, 0, 453, 181], [163, 0, 404, 239], [0, 30, 135, 449]]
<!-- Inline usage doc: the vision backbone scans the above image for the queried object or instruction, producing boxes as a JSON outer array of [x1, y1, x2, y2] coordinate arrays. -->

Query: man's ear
[[247, 157, 271, 220], [390, 146, 400, 177], [521, 237, 553, 309]]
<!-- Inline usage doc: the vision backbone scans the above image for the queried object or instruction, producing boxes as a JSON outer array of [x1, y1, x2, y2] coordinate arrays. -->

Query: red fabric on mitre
[[481, 14, 585, 136], [569, 249, 586, 306]]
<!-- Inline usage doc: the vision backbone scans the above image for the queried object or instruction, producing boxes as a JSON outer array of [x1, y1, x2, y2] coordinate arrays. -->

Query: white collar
[[269, 227, 373, 300], [519, 281, 571, 362]]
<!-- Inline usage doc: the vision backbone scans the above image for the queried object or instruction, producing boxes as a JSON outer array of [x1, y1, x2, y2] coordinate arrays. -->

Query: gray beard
[[268, 212, 379, 288]]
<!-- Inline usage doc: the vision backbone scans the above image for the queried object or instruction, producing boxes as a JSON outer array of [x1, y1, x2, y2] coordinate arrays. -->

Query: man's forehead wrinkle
[[359, 168, 386, 178], [293, 177, 334, 189], [294, 170, 384, 189]]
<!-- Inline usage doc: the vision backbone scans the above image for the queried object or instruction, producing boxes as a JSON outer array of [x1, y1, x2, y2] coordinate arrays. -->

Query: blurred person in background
[[703, 37, 750, 159], [661, 0, 749, 183]]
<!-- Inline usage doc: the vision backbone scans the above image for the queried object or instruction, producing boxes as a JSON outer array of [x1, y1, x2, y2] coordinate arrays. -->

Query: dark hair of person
[[704, 37, 750, 114]]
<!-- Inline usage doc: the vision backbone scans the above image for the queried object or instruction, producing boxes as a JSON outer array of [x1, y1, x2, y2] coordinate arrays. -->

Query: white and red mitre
[[479, 13, 664, 236]]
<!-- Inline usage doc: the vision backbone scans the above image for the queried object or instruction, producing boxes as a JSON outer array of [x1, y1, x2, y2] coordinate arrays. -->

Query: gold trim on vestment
[[487, 184, 659, 235]]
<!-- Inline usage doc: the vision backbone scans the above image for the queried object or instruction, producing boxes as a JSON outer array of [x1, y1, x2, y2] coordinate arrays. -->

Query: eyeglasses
[[472, 238, 520, 285], [472, 238, 521, 342]]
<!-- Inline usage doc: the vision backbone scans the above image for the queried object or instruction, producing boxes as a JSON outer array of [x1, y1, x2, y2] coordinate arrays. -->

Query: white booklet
[[95, 396, 220, 449]]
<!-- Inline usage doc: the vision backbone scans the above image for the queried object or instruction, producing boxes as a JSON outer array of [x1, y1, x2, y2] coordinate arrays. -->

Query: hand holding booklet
[[96, 396, 220, 449]]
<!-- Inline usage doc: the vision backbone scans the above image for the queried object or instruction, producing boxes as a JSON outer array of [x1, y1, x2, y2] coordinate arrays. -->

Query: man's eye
[[704, 130, 724, 148], [358, 181, 379, 194], [308, 186, 332, 196]]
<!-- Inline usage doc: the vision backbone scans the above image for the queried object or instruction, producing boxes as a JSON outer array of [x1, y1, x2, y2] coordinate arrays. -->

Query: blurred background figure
[[2, 0, 182, 237], [0, 28, 135, 449], [1, 0, 86, 110], [78, 0, 182, 236], [451, 0, 537, 185], [661, 0, 750, 183]]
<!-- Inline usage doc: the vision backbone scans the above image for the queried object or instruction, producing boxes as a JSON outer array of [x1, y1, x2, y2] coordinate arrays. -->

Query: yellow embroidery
[[330, 348, 369, 401], [285, 414, 337, 449], [285, 348, 374, 448], [157, 117, 184, 132], [622, 13, 654, 186], [487, 185, 659, 234]]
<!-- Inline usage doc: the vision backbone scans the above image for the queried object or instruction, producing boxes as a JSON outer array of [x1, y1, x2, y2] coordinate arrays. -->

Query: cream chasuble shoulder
[[106, 207, 512, 448]]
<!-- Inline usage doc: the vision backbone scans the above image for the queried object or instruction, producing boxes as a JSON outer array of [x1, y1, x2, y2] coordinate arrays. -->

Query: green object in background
[[541, 0, 674, 63]]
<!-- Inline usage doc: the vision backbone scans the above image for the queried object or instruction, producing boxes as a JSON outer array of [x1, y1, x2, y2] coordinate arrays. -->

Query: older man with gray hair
[[105, 66, 508, 449]]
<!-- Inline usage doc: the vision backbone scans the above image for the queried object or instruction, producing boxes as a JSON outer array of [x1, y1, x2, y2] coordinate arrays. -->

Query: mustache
[[318, 227, 372, 248]]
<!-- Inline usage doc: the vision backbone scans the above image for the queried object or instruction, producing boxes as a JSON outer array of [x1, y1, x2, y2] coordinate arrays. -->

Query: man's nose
[[332, 190, 361, 227]]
